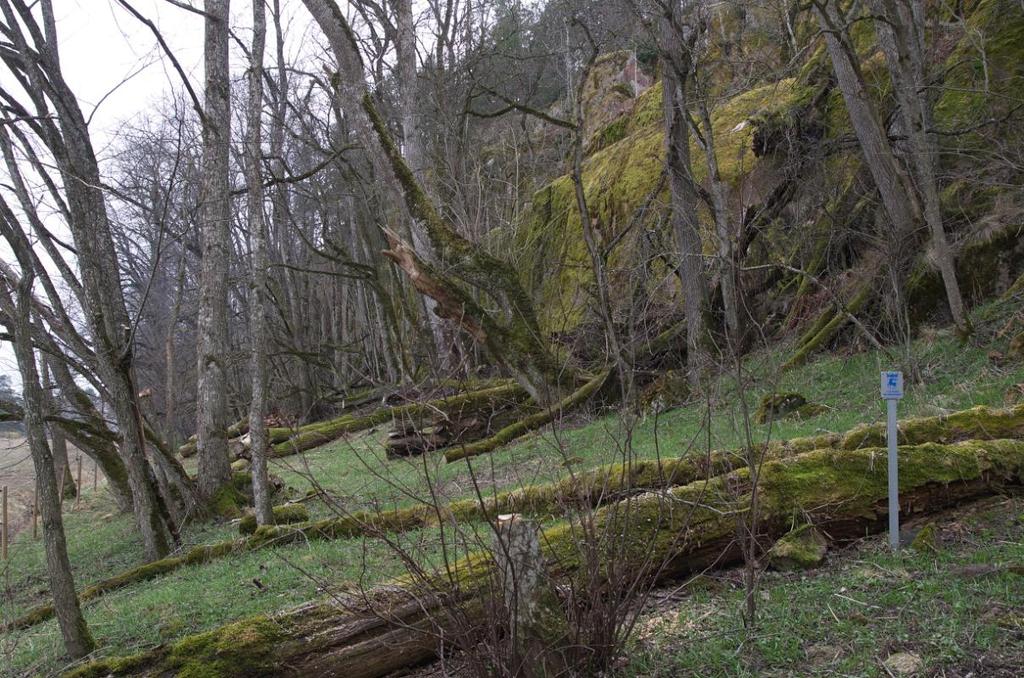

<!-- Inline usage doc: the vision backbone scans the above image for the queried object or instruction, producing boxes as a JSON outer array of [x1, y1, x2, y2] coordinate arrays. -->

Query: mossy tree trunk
[[299, 0, 572, 406]]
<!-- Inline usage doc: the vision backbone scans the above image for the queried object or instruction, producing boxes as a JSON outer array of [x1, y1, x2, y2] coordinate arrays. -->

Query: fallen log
[[12, 403, 1024, 633], [64, 438, 1024, 677], [443, 369, 612, 463], [271, 382, 529, 459]]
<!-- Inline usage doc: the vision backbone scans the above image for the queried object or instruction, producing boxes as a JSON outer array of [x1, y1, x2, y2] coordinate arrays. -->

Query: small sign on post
[[881, 370, 904, 551]]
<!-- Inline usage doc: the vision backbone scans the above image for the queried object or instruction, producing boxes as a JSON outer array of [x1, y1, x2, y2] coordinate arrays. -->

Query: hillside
[[2, 299, 1022, 676]]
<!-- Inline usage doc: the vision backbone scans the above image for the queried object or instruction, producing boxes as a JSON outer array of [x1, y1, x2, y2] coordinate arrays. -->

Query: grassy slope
[[625, 496, 1024, 677], [1, 305, 1022, 676]]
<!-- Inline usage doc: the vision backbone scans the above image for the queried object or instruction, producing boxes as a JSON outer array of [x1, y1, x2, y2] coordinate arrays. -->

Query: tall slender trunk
[[815, 0, 920, 327], [196, 0, 234, 500], [694, 97, 741, 345], [660, 11, 712, 386], [872, 0, 971, 335], [5, 271, 94, 658], [43, 363, 76, 499], [164, 253, 186, 451], [395, 0, 448, 372], [246, 0, 273, 527]]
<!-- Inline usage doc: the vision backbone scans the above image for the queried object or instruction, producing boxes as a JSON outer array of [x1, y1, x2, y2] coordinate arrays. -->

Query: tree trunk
[[660, 10, 712, 386], [3, 269, 94, 659], [815, 0, 921, 325], [871, 0, 971, 335], [246, 0, 273, 528], [395, 0, 449, 370], [196, 0, 235, 501]]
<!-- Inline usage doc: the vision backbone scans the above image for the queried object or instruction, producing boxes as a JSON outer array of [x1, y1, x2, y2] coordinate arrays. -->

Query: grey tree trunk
[[815, 0, 921, 322], [196, 0, 234, 501], [246, 0, 273, 527], [43, 361, 76, 499], [660, 7, 712, 386], [300, 0, 573, 406], [872, 0, 971, 335], [4, 270, 94, 659], [694, 97, 741, 346], [394, 0, 449, 371]]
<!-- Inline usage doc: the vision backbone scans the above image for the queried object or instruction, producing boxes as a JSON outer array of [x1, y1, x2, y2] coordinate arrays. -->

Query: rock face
[[768, 524, 828, 571]]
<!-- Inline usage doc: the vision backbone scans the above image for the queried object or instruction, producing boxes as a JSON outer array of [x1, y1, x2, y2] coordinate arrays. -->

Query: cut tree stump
[[65, 438, 1024, 677]]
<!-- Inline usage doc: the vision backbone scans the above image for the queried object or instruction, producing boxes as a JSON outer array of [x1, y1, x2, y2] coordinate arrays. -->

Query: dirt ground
[[0, 433, 99, 543]]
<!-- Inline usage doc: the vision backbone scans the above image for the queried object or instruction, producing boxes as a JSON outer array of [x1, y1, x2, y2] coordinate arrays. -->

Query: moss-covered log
[[443, 369, 612, 463], [14, 402, 1023, 634], [269, 382, 528, 458], [178, 417, 251, 458], [65, 438, 1024, 677]]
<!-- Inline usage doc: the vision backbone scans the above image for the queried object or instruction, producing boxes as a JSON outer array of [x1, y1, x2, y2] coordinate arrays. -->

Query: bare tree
[[658, 0, 713, 386], [871, 0, 971, 335], [0, 0, 174, 560]]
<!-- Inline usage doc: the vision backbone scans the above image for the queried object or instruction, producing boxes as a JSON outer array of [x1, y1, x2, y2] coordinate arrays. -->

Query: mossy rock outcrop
[[238, 503, 310, 535], [769, 524, 828, 571]]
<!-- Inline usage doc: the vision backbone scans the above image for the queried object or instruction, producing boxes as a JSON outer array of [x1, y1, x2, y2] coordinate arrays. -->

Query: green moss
[[934, 0, 1024, 134], [768, 524, 828, 571], [238, 504, 310, 535], [911, 522, 940, 553], [164, 615, 284, 677], [208, 483, 246, 520], [518, 77, 819, 335], [755, 392, 809, 424], [64, 652, 152, 678]]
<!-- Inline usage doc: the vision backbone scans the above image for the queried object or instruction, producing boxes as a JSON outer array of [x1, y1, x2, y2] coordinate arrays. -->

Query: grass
[[1, 302, 1022, 676], [623, 495, 1024, 677]]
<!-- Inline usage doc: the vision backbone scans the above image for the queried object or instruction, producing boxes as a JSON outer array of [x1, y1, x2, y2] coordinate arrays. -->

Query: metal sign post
[[881, 371, 904, 551]]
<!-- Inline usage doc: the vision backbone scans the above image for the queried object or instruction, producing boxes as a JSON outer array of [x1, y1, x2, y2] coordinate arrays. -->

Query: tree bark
[[246, 0, 273, 527], [659, 4, 712, 386], [0, 0, 173, 560], [300, 0, 571, 406], [196, 0, 235, 501], [871, 0, 971, 335], [814, 0, 921, 324], [2, 268, 93, 658]]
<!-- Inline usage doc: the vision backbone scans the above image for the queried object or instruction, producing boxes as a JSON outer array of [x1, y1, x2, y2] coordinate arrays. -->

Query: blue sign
[[880, 371, 904, 399]]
